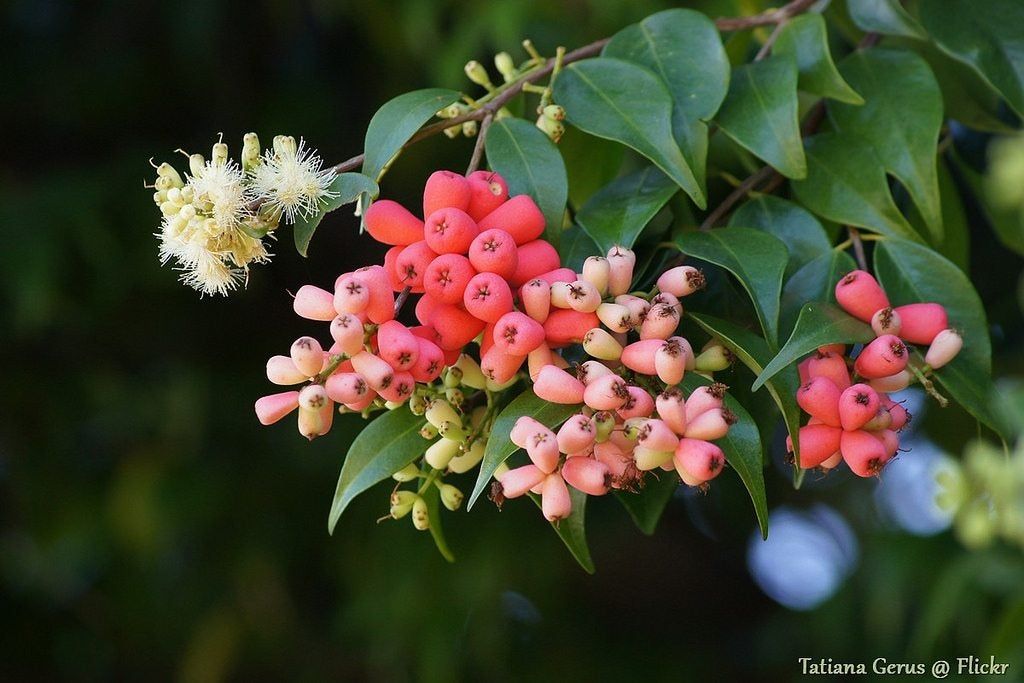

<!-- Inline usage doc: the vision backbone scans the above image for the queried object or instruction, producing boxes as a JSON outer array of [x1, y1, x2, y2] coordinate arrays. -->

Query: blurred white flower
[[249, 135, 337, 223]]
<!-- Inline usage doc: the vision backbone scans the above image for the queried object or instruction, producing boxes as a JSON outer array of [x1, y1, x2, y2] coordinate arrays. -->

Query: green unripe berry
[[392, 463, 420, 482], [440, 484, 464, 511]]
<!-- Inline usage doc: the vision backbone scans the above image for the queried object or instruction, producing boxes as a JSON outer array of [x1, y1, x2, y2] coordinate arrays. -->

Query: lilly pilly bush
[[145, 0, 1023, 571]]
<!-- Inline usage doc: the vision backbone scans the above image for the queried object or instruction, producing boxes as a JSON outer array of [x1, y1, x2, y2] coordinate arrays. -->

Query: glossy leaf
[[553, 58, 706, 208], [328, 408, 426, 533], [728, 196, 832, 277], [792, 133, 923, 242], [848, 0, 926, 40], [904, 157, 970, 271], [485, 117, 568, 237], [422, 483, 455, 563], [529, 488, 595, 573], [919, 0, 1024, 117], [715, 56, 806, 179], [689, 312, 803, 476], [614, 473, 679, 535], [604, 8, 730, 193], [576, 166, 677, 252], [681, 374, 768, 538], [293, 173, 379, 256], [873, 238, 1010, 438], [558, 224, 601, 272], [675, 228, 788, 346], [831, 49, 944, 238], [560, 127, 624, 209], [780, 249, 858, 335], [468, 392, 577, 510], [753, 302, 875, 391], [361, 88, 461, 182], [774, 14, 863, 104]]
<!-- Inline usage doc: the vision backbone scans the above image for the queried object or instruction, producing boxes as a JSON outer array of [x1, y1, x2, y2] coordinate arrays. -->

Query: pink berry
[[657, 265, 706, 298], [634, 445, 674, 472], [872, 429, 900, 459], [297, 402, 334, 440], [566, 280, 602, 313], [838, 383, 881, 431], [557, 414, 596, 454], [654, 337, 688, 385], [684, 383, 727, 423], [635, 418, 680, 453], [596, 302, 634, 333], [854, 334, 909, 379], [510, 416, 544, 448], [463, 272, 514, 323], [492, 311, 545, 356], [414, 293, 441, 326], [478, 194, 545, 245], [674, 438, 726, 482], [525, 426, 560, 473], [255, 391, 300, 425], [349, 351, 394, 392], [293, 285, 336, 321], [577, 361, 614, 386], [924, 328, 962, 369], [868, 370, 912, 394], [377, 371, 415, 403], [330, 314, 365, 357], [684, 407, 734, 441], [527, 344, 553, 381], [424, 206, 479, 255], [344, 389, 377, 412], [465, 170, 509, 221], [620, 339, 666, 375], [796, 376, 842, 427], [325, 373, 369, 404], [376, 320, 419, 371], [533, 267, 578, 285], [584, 374, 630, 411], [423, 170, 471, 218], [422, 253, 475, 305], [794, 424, 842, 469], [870, 307, 901, 337], [266, 355, 306, 385], [364, 199, 424, 246], [541, 473, 572, 521], [480, 345, 526, 384], [354, 265, 397, 324], [520, 278, 552, 322], [429, 304, 487, 351], [509, 239, 561, 287], [835, 270, 890, 322], [543, 309, 600, 347], [334, 275, 370, 314], [581, 256, 610, 295], [882, 398, 911, 431], [533, 365, 586, 404], [656, 388, 688, 435], [561, 457, 610, 496], [893, 303, 948, 345], [617, 386, 655, 420], [290, 336, 324, 377], [468, 228, 519, 280], [394, 241, 438, 292], [410, 337, 444, 383], [806, 350, 852, 391], [841, 429, 890, 477], [615, 295, 651, 327], [640, 302, 681, 340], [582, 328, 623, 361], [382, 246, 406, 291], [499, 464, 546, 499], [606, 245, 636, 296]]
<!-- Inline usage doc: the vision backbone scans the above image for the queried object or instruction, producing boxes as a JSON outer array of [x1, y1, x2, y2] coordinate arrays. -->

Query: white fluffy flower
[[190, 157, 249, 229], [249, 136, 337, 223]]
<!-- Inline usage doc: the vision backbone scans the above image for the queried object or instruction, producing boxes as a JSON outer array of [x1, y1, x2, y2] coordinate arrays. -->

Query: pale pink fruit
[[657, 265, 706, 297], [617, 386, 655, 420], [596, 302, 634, 333], [656, 388, 688, 435], [893, 303, 948, 345], [410, 337, 445, 383], [684, 383, 727, 423], [654, 337, 688, 384], [527, 344, 553, 381], [621, 339, 666, 375], [838, 383, 880, 431], [841, 429, 891, 477], [870, 307, 902, 337], [796, 376, 842, 427], [480, 346, 526, 384], [582, 328, 623, 361], [290, 336, 324, 377], [298, 383, 329, 412], [255, 391, 300, 425], [354, 265, 397, 323], [267, 355, 306, 385], [581, 256, 610, 294], [350, 351, 394, 392], [835, 270, 889, 322], [674, 438, 726, 481], [325, 373, 369, 404], [543, 309, 600, 347], [329, 314, 365, 357], [854, 334, 908, 379], [511, 416, 544, 448], [520, 278, 552, 322], [566, 280, 602, 313], [293, 285, 336, 321], [635, 418, 680, 453], [577, 360, 614, 386], [561, 457, 611, 496], [376, 320, 419, 371], [499, 464, 546, 499], [868, 370, 911, 393], [334, 275, 370, 314], [606, 245, 636, 296], [925, 329, 963, 369], [615, 295, 650, 326], [794, 424, 842, 469], [685, 407, 735, 441], [377, 371, 415, 404], [493, 311, 546, 355], [525, 426, 560, 473], [639, 302, 681, 340], [583, 374, 630, 411], [557, 414, 596, 455], [541, 473, 572, 521], [533, 365, 585, 404]]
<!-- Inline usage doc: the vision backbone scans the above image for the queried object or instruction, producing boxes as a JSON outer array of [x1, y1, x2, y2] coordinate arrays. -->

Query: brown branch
[[715, 0, 818, 31], [848, 227, 868, 270], [699, 166, 777, 231], [465, 113, 493, 175]]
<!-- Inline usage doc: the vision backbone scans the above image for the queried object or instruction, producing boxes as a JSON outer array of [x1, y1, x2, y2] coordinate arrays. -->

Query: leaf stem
[[909, 363, 950, 408], [849, 227, 868, 270]]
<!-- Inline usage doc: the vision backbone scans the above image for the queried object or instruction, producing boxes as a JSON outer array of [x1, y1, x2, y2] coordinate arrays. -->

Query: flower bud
[[536, 114, 565, 142], [445, 387, 465, 407], [211, 141, 229, 166], [495, 51, 517, 81], [448, 439, 486, 473], [439, 483, 464, 511], [410, 394, 429, 417], [462, 120, 479, 137], [273, 134, 297, 157], [392, 463, 420, 482], [438, 421, 468, 443], [188, 153, 205, 177], [453, 354, 488, 390], [241, 132, 260, 171], [542, 104, 566, 121], [425, 399, 461, 429], [411, 496, 430, 530], [694, 344, 732, 372], [419, 423, 438, 440], [583, 328, 623, 361], [592, 411, 616, 442], [425, 437, 462, 469], [390, 490, 418, 518], [443, 366, 464, 388], [464, 60, 494, 89]]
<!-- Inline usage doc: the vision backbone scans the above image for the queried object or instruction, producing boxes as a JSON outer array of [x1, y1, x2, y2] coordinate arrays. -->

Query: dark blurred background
[[3, 0, 1024, 681]]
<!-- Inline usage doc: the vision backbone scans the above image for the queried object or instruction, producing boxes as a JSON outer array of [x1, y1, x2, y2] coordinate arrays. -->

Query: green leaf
[[422, 483, 455, 563], [753, 302, 875, 391], [529, 488, 595, 573], [614, 474, 679, 535], [485, 118, 568, 239], [468, 392, 577, 510], [792, 133, 923, 242], [689, 312, 803, 480], [780, 249, 858, 335], [847, 0, 926, 40], [919, 0, 1024, 117], [552, 58, 706, 208], [361, 88, 462, 182], [715, 56, 806, 179], [681, 374, 768, 538], [905, 157, 970, 271], [873, 238, 1010, 438], [557, 224, 600, 272], [603, 8, 730, 195], [774, 14, 864, 104], [560, 127, 624, 209], [292, 173, 379, 257], [576, 166, 677, 253], [327, 408, 426, 534], [831, 49, 944, 239], [728, 196, 832, 278], [675, 228, 788, 347]]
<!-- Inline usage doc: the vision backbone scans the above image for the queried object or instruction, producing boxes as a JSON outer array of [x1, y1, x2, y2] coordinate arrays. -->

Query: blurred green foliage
[[2, 0, 1023, 680]]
